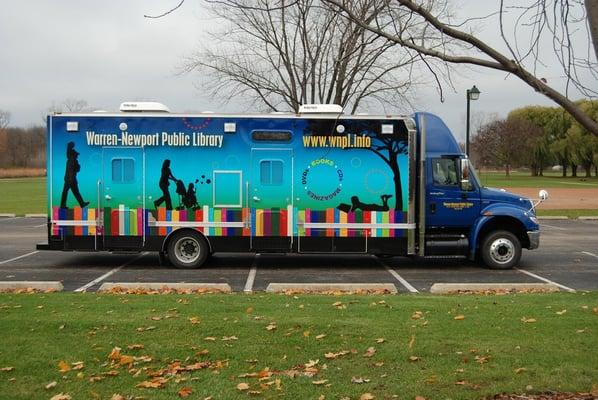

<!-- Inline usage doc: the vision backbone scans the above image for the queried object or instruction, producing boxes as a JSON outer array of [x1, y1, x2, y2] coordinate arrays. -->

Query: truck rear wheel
[[167, 230, 209, 269], [481, 230, 521, 269]]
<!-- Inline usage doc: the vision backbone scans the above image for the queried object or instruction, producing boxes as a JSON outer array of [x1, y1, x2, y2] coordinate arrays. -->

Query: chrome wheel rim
[[489, 238, 515, 264], [174, 237, 200, 264]]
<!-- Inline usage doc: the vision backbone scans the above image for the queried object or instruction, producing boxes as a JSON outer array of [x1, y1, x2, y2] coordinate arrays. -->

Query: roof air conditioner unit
[[119, 102, 170, 113], [298, 104, 343, 114]]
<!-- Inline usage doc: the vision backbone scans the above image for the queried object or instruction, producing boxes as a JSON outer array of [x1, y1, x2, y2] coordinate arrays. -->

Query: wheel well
[[161, 228, 212, 254], [476, 216, 529, 252]]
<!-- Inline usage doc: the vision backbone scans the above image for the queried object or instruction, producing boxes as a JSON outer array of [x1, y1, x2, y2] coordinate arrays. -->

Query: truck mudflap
[[527, 230, 540, 250]]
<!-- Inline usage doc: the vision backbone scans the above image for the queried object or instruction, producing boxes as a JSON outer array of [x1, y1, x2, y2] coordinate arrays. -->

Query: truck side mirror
[[460, 159, 473, 191], [539, 189, 549, 201]]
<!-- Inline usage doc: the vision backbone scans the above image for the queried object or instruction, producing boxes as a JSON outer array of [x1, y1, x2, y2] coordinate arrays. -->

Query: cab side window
[[432, 158, 458, 186]]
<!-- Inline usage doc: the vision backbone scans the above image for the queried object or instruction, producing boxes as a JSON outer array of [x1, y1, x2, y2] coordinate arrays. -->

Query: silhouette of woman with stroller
[[154, 159, 177, 210]]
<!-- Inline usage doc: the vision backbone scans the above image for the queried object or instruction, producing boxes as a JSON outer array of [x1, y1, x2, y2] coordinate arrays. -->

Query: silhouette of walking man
[[60, 141, 89, 209], [154, 159, 177, 210]]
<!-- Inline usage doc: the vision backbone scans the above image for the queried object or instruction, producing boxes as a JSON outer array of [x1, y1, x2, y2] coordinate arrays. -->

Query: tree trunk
[[595, 165, 598, 177], [505, 164, 510, 177], [587, 0, 598, 61], [572, 164, 578, 177], [584, 163, 592, 177], [562, 165, 567, 177], [389, 157, 403, 211]]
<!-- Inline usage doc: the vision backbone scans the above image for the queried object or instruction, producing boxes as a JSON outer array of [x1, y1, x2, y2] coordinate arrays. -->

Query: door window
[[260, 160, 283, 185], [432, 158, 458, 186], [111, 158, 135, 183]]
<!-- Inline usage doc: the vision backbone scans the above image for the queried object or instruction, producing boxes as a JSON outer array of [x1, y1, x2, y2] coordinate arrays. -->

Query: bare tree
[[43, 99, 93, 124], [0, 110, 10, 155], [323, 0, 598, 136], [179, 0, 445, 113], [48, 98, 92, 114], [471, 117, 529, 176], [0, 110, 9, 130]]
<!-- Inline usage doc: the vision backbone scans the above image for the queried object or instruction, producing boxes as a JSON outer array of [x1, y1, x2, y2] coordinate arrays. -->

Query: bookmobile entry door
[[102, 147, 145, 249], [250, 148, 293, 250]]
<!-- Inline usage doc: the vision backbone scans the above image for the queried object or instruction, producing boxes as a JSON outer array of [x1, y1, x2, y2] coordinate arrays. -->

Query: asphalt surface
[[0, 216, 596, 293]]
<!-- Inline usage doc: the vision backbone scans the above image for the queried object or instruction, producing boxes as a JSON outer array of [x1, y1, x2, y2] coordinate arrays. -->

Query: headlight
[[530, 216, 539, 225]]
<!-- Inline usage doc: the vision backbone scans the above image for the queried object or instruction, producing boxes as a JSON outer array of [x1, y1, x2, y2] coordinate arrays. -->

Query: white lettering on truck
[[85, 131, 224, 148]]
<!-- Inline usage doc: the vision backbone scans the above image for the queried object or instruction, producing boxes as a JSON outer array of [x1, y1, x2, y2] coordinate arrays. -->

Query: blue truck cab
[[417, 112, 542, 268]]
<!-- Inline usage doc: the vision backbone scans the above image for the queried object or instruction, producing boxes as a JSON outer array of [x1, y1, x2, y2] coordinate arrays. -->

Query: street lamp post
[[465, 85, 480, 157]]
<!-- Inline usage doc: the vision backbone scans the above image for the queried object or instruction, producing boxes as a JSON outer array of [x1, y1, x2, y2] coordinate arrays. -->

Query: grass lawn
[[0, 177, 46, 215], [477, 170, 598, 188], [0, 292, 596, 399], [537, 209, 598, 218]]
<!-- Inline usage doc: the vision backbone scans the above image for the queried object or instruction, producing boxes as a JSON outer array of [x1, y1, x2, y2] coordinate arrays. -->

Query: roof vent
[[119, 102, 170, 113], [298, 104, 343, 114]]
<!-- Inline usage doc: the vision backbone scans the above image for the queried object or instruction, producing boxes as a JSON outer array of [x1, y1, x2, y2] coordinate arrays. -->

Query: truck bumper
[[527, 230, 540, 250]]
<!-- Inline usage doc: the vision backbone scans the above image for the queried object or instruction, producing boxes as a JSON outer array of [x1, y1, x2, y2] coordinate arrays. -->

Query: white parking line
[[25, 223, 47, 229], [244, 254, 259, 293], [0, 217, 21, 223], [0, 251, 39, 265], [581, 251, 598, 259], [515, 268, 576, 292], [540, 223, 568, 231], [373, 256, 419, 293], [74, 252, 147, 292]]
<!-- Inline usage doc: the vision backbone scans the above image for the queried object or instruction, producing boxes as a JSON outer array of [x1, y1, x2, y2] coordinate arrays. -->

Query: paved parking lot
[[0, 216, 596, 292]]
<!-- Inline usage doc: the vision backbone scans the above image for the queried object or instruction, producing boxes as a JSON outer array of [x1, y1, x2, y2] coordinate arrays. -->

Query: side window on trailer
[[260, 160, 283, 185], [432, 158, 458, 186], [111, 158, 135, 183]]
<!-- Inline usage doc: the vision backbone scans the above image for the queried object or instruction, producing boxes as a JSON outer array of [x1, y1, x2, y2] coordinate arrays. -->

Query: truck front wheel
[[481, 230, 521, 269], [167, 230, 209, 269]]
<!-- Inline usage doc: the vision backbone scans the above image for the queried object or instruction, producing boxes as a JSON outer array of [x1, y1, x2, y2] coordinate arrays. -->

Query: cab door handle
[[430, 202, 436, 214]]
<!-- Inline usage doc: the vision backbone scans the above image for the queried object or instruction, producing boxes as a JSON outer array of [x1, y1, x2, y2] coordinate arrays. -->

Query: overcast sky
[[1, 1, 596, 143]]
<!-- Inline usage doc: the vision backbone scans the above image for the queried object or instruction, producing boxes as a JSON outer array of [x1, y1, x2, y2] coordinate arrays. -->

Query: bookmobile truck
[[37, 102, 546, 269]]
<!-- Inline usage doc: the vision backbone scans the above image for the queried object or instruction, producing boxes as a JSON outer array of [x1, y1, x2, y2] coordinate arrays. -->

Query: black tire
[[167, 230, 209, 269], [158, 251, 171, 267], [480, 230, 522, 269]]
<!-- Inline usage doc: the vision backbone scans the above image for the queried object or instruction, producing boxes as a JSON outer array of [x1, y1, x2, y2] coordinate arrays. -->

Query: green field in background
[[0, 292, 596, 400], [536, 209, 598, 218], [0, 177, 46, 215], [477, 170, 598, 188]]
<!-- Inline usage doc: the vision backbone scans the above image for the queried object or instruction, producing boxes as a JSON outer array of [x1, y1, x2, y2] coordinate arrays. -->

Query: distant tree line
[[471, 100, 598, 177], [0, 100, 93, 170], [0, 125, 46, 169]]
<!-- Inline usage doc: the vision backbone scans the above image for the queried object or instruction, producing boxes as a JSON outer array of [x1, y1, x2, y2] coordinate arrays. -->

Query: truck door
[[250, 148, 293, 250], [102, 147, 144, 249], [426, 157, 480, 228]]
